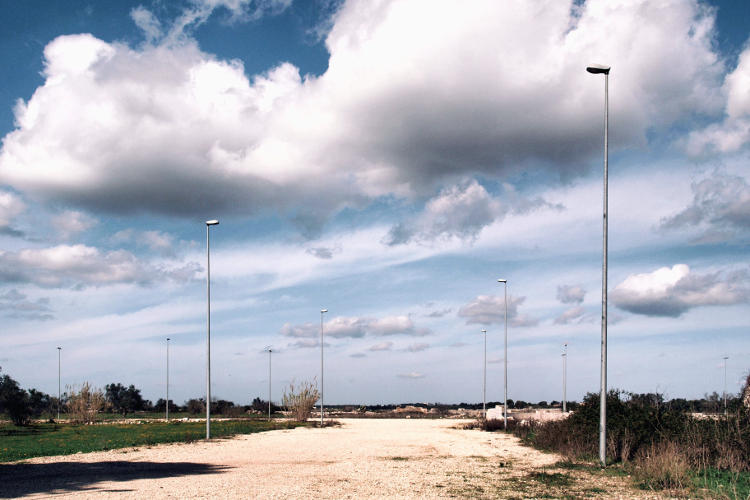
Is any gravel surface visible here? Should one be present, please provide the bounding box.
[1,419,666,499]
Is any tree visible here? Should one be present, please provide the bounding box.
[105,383,147,415]
[27,388,54,417]
[0,373,31,426]
[186,398,205,414]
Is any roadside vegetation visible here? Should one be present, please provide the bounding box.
[481,374,750,499]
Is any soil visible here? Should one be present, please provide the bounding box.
[1,418,671,499]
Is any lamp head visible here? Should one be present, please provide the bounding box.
[321,309,328,313]
[497,278,507,283]
[481,329,487,334]
[586,64,610,75]
[206,219,219,226]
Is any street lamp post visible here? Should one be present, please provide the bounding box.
[205,219,219,439]
[267,347,273,421]
[723,356,729,416]
[481,329,487,417]
[587,62,610,466]
[497,278,508,430]
[57,347,61,421]
[562,343,567,413]
[320,309,328,426]
[166,337,170,421]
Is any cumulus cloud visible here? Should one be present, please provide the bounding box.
[383,180,562,245]
[0,289,54,321]
[368,341,393,351]
[0,244,201,288]
[280,314,430,340]
[397,372,424,379]
[557,285,586,304]
[457,294,538,327]
[51,210,97,240]
[659,172,750,242]
[687,44,750,155]
[0,0,725,229]
[611,264,749,317]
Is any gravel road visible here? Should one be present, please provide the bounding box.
[1,418,663,499]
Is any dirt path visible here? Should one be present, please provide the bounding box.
[1,419,665,499]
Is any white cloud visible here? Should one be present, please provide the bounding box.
[457,294,538,327]
[0,244,200,288]
[51,210,97,240]
[368,341,393,351]
[611,264,749,317]
[556,285,586,304]
[405,342,429,352]
[554,306,593,325]
[397,372,424,379]
[0,191,25,233]
[130,6,163,43]
[688,44,750,155]
[0,0,726,227]
[280,314,430,340]
[659,172,750,242]
[0,289,53,321]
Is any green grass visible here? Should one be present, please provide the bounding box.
[0,420,305,462]
[693,468,750,500]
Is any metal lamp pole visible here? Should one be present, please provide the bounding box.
[57,346,61,421]
[166,337,170,421]
[267,347,273,421]
[587,63,610,466]
[497,278,508,430]
[481,329,487,417]
[562,343,567,413]
[205,219,219,439]
[320,308,328,426]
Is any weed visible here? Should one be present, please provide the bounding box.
[529,471,573,487]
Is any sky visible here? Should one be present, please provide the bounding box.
[0,0,748,407]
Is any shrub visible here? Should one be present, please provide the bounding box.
[67,382,107,424]
[282,378,320,421]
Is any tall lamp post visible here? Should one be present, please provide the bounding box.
[562,343,567,413]
[587,62,610,466]
[57,346,62,421]
[497,278,508,430]
[266,347,273,421]
[205,219,219,439]
[481,329,487,417]
[320,308,328,426]
[723,356,729,416]
[166,337,170,421]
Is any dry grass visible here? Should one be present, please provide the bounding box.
[634,441,691,490]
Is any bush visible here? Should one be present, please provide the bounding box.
[67,382,107,424]
[282,378,320,421]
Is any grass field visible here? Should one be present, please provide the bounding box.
[0,419,305,462]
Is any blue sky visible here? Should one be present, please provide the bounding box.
[0,0,748,406]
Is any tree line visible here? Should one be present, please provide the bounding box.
[0,368,280,426]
